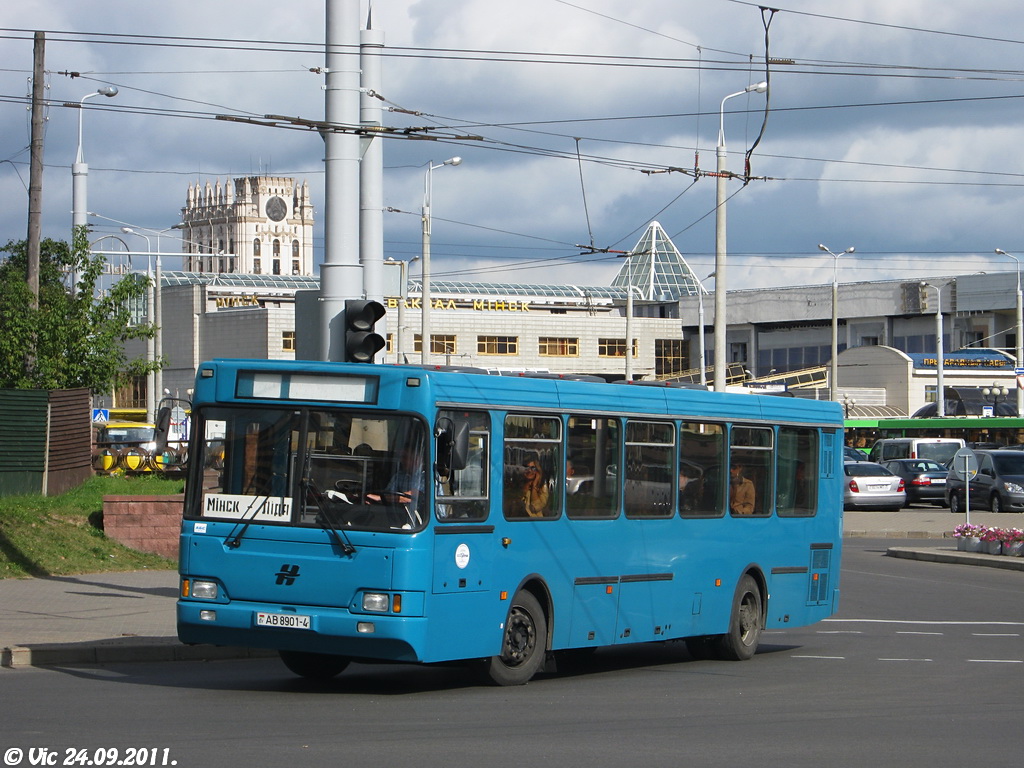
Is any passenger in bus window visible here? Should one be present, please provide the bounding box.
[729,464,756,516]
[507,452,550,518]
[678,465,702,512]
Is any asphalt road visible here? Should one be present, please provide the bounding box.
[1,539,1021,768]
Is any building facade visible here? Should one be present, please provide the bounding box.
[108,180,1024,420]
[179,176,314,276]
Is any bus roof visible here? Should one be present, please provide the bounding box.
[198,359,844,428]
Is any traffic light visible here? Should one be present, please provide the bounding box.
[344,299,386,362]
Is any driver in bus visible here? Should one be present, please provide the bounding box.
[367,445,424,511]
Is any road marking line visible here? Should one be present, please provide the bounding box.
[792,655,845,659]
[879,658,933,662]
[967,659,1023,664]
[972,633,1021,637]
[896,631,943,635]
[825,619,1024,626]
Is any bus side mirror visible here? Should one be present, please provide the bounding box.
[434,419,470,479]
[154,406,172,455]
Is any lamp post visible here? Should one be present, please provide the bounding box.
[421,157,462,365]
[386,255,419,363]
[841,394,857,419]
[121,227,156,422]
[921,282,946,417]
[819,244,855,401]
[995,248,1023,417]
[713,82,768,392]
[982,382,1009,416]
[697,272,715,387]
[618,250,643,381]
[71,86,117,291]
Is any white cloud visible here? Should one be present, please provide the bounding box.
[2,0,1023,296]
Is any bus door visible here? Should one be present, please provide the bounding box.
[431,410,495,594]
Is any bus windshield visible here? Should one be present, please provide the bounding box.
[188,406,428,532]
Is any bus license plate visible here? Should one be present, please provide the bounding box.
[256,612,311,630]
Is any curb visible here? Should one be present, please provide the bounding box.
[0,639,276,669]
[845,531,953,539]
[886,546,1024,571]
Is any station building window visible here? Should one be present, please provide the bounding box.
[478,336,518,356]
[539,337,579,357]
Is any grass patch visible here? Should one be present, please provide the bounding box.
[0,474,184,579]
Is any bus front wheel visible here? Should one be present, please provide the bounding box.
[716,575,763,661]
[279,650,350,680]
[487,590,547,686]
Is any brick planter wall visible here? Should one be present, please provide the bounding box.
[102,495,184,560]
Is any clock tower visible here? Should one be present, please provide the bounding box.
[179,176,315,276]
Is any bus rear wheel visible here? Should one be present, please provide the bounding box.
[279,650,350,680]
[486,590,547,686]
[716,575,763,661]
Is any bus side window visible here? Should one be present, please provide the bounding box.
[729,426,773,517]
[566,415,620,519]
[777,427,818,517]
[678,422,724,518]
[625,420,674,518]
[503,414,561,520]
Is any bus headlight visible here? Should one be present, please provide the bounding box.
[190,580,219,599]
[362,592,390,612]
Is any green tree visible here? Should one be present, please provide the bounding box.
[0,226,159,392]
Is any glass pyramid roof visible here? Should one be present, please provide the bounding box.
[609,221,706,301]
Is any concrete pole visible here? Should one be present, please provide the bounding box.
[421,171,432,365]
[27,32,45,307]
[320,0,363,361]
[831,275,838,402]
[360,24,385,360]
[1017,280,1023,416]
[712,142,727,392]
[697,287,706,387]
[625,256,633,381]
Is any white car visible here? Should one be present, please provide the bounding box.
[843,461,906,511]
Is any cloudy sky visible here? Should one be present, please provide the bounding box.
[2,0,1023,293]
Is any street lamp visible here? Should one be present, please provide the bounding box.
[841,394,857,419]
[421,157,462,365]
[995,248,1022,417]
[122,227,156,422]
[819,244,855,401]
[921,282,946,417]
[386,255,419,363]
[71,86,117,291]
[713,81,768,391]
[618,250,646,381]
[982,382,1009,416]
[696,272,715,387]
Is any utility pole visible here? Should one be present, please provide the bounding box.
[26,31,45,308]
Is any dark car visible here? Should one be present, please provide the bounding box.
[881,459,949,507]
[946,449,1024,514]
[844,445,867,462]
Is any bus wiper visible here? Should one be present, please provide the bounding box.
[225,495,272,549]
[306,477,356,556]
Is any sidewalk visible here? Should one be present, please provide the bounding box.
[2,510,1022,669]
[0,569,272,669]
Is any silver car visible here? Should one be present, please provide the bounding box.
[843,461,906,511]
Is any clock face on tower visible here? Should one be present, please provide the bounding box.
[265,195,287,222]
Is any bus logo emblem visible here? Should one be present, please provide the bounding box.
[275,564,300,585]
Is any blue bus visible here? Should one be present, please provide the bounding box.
[176,359,844,685]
